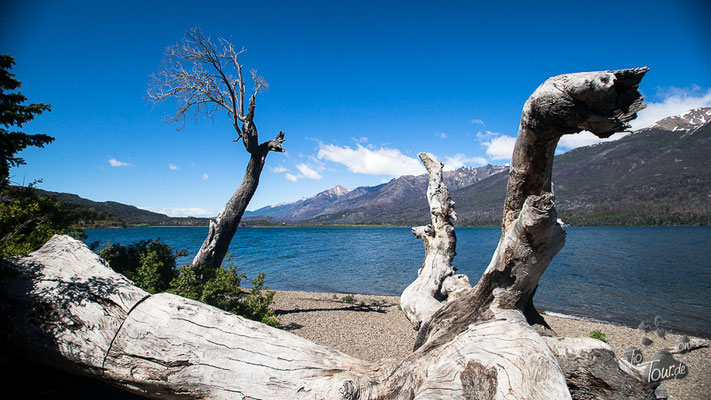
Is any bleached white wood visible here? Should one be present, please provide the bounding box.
[401,153,470,330]
[0,235,149,376]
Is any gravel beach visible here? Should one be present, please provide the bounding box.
[273,290,710,400]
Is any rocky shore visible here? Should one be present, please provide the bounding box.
[273,290,710,400]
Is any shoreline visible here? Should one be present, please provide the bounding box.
[270,288,711,339]
[272,290,710,399]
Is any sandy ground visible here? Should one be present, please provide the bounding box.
[273,290,710,400]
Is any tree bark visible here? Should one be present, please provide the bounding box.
[192,131,285,270]
[1,69,658,399]
[400,153,470,330]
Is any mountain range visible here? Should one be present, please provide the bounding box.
[23,108,711,227]
[244,164,507,222]
[246,107,711,226]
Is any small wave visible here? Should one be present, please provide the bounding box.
[543,311,610,324]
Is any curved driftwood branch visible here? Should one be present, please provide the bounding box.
[503,67,648,231]
[414,67,648,350]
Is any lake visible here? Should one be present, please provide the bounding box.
[84,226,711,336]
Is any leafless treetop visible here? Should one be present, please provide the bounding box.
[148,26,279,154]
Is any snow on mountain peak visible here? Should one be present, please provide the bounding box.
[331,185,351,196]
[651,107,711,132]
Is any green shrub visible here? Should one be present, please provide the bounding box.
[170,264,201,300]
[341,294,355,304]
[169,260,277,327]
[97,241,278,327]
[0,186,84,261]
[97,239,185,294]
[589,330,607,342]
[241,272,277,326]
[171,256,277,327]
[196,259,246,314]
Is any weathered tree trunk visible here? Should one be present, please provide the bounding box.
[192,130,285,270]
[147,27,287,272]
[1,68,659,399]
[400,153,470,330]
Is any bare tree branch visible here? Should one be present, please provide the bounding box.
[146,26,287,270]
[147,26,278,152]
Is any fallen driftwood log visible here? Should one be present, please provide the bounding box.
[1,68,658,399]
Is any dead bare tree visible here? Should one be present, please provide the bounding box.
[147,27,285,270]
[2,68,663,399]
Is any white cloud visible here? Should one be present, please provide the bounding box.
[317,143,425,177]
[139,206,218,218]
[435,132,448,139]
[557,86,711,151]
[476,130,500,140]
[295,163,322,180]
[631,87,711,130]
[471,119,484,125]
[108,158,132,167]
[169,163,180,170]
[482,135,517,161]
[558,130,628,150]
[269,165,289,173]
[442,154,488,171]
[281,163,322,182]
[201,173,208,180]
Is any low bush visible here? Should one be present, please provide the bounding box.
[0,186,85,260]
[589,330,608,343]
[97,239,185,294]
[98,242,277,327]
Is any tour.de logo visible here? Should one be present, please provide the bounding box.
[622,316,691,384]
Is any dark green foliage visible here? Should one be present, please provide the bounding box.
[170,264,202,300]
[97,239,186,294]
[97,241,277,326]
[0,185,85,260]
[242,272,277,326]
[169,257,278,327]
[195,258,246,314]
[0,55,53,187]
[340,294,355,304]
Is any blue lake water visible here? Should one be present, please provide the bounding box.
[84,226,711,336]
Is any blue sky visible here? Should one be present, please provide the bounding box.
[2,0,710,216]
